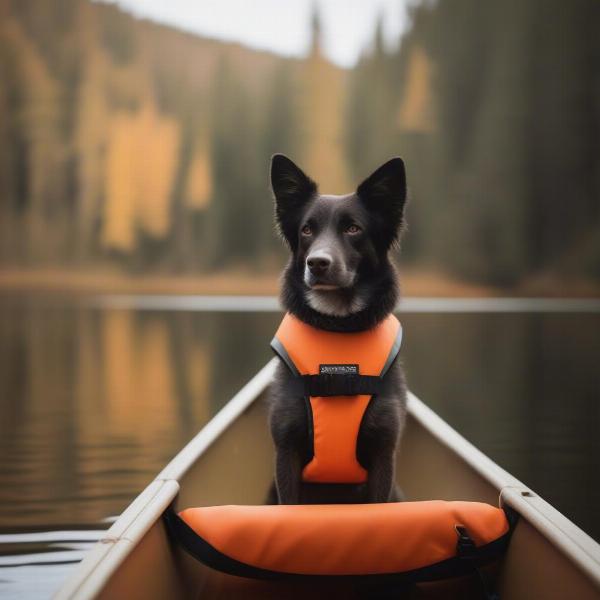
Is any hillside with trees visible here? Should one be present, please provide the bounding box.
[0,0,598,292]
[348,0,600,287]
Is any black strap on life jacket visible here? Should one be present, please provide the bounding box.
[288,373,383,397]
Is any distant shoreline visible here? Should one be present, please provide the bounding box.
[0,268,597,298]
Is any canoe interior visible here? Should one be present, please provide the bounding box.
[88,385,600,600]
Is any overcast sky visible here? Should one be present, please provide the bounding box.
[100,0,410,68]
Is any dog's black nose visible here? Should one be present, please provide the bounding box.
[306,254,331,275]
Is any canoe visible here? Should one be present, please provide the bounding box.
[55,359,600,599]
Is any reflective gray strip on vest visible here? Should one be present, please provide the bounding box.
[380,324,403,376]
[270,337,300,376]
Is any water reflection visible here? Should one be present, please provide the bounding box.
[0,300,277,529]
[0,297,598,597]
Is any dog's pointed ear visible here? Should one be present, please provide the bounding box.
[271,154,317,247]
[357,157,407,248]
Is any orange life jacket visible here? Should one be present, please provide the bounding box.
[271,313,403,484]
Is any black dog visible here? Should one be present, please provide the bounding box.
[268,154,408,505]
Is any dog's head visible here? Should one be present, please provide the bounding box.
[271,154,407,324]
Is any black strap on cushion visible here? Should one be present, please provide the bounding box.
[289,374,382,397]
[456,525,501,600]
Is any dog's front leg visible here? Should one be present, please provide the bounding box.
[275,447,303,504]
[269,362,309,504]
[366,452,396,503]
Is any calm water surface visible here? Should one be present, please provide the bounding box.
[0,294,599,598]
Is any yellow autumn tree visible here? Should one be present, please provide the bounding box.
[102,112,137,252]
[75,11,111,259]
[2,17,63,262]
[135,100,180,238]
[102,101,180,251]
[299,12,350,193]
[397,45,435,133]
[184,135,212,210]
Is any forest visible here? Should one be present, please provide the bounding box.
[0,0,598,288]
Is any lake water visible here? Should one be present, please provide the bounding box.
[0,294,599,598]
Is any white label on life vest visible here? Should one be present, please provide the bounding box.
[319,364,359,375]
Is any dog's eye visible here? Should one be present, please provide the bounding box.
[345,224,362,235]
[301,225,312,236]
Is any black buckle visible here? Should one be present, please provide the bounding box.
[455,525,477,559]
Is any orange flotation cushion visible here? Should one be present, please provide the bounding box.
[168,501,514,582]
